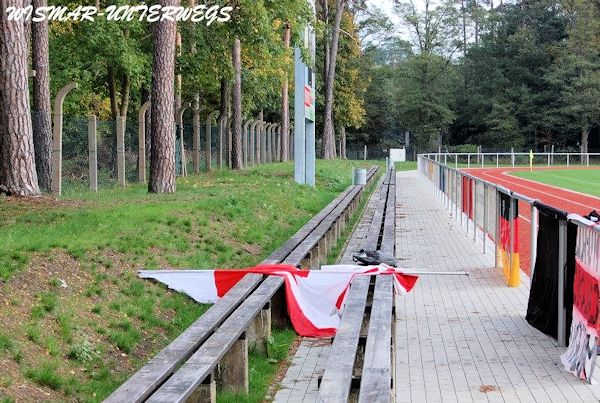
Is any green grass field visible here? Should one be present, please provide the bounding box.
[510,169,600,197]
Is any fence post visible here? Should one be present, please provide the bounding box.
[530,204,538,278]
[482,154,485,168]
[116,116,126,186]
[483,184,488,253]
[473,180,477,242]
[557,219,568,346]
[243,119,254,168]
[177,103,190,176]
[508,196,516,281]
[205,110,219,171]
[51,82,78,196]
[496,154,499,168]
[138,101,151,182]
[261,123,268,164]
[363,144,367,160]
[268,124,273,163]
[467,154,471,168]
[495,190,501,268]
[566,154,570,167]
[250,121,260,167]
[455,153,458,169]
[511,147,515,167]
[88,115,98,192]
[218,115,227,169]
[454,171,462,224]
[257,121,263,164]
[192,107,201,174]
[277,125,281,162]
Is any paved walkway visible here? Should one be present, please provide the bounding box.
[274,170,600,402]
[395,170,600,403]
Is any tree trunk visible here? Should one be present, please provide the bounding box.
[148,0,179,194]
[321,0,346,159]
[461,0,467,56]
[280,22,291,162]
[581,124,589,154]
[119,74,130,118]
[473,0,479,44]
[0,0,40,196]
[231,37,243,170]
[31,0,52,192]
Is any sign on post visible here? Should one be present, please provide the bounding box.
[294,0,316,187]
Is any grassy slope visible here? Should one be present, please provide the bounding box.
[510,169,600,197]
[0,160,375,403]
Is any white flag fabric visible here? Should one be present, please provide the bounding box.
[139,264,418,337]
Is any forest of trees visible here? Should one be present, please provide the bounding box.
[1,0,600,196]
[353,0,600,154]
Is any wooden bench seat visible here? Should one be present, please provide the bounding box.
[359,275,394,403]
[318,275,371,402]
[319,166,397,402]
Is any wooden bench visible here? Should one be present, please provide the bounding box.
[319,166,396,402]
[105,166,379,403]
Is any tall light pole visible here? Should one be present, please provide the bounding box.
[294,0,316,187]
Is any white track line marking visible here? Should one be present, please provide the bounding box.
[478,172,600,211]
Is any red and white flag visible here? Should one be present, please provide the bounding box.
[139,264,418,337]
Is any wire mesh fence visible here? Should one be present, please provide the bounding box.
[55,114,286,195]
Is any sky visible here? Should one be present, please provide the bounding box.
[365,0,411,42]
[366,0,400,25]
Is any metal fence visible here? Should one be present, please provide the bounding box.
[418,154,600,346]
[420,152,600,169]
[54,112,292,196]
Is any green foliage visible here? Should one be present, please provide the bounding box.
[0,333,13,352]
[25,361,64,390]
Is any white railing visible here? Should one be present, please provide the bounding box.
[420,152,600,169]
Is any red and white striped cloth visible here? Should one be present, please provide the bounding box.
[139,264,418,337]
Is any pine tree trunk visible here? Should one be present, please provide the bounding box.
[231,37,243,170]
[31,0,52,192]
[280,23,291,162]
[321,0,346,159]
[0,0,40,196]
[148,0,179,194]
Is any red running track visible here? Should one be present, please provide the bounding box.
[465,167,600,276]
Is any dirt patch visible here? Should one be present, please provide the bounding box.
[479,384,500,393]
